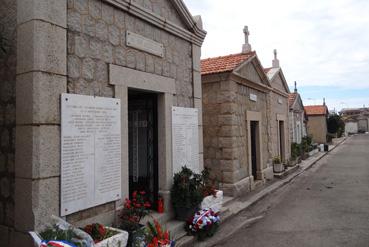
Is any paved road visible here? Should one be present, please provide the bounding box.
[218,134,369,247]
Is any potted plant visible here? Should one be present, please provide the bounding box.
[171,166,203,221]
[82,223,128,247]
[200,168,223,213]
[185,208,220,241]
[145,220,175,247]
[119,191,151,246]
[272,156,284,173]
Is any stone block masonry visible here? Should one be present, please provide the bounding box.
[66,0,202,223]
[0,0,17,245]
[0,0,205,245]
[67,0,195,107]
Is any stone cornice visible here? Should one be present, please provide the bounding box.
[230,72,271,93]
[103,0,206,46]
[271,87,289,98]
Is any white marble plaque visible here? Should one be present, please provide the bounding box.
[172,107,199,174]
[61,94,121,216]
[126,31,164,57]
[250,93,257,102]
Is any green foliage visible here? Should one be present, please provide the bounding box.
[291,143,301,160]
[327,114,345,137]
[171,166,203,209]
[272,156,281,164]
[301,136,313,152]
[196,223,219,241]
[83,223,116,243]
[200,167,217,197]
[39,225,83,247]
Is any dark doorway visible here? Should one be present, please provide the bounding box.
[279,121,285,162]
[128,91,158,208]
[250,121,258,179]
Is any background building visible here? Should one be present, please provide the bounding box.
[305,101,329,144]
[288,83,307,144]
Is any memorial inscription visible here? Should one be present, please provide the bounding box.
[61,94,121,216]
[126,30,164,57]
[172,107,199,174]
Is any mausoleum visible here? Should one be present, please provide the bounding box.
[288,82,307,144]
[201,26,273,197]
[264,50,291,163]
[0,0,206,245]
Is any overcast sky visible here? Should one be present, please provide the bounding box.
[183,0,369,111]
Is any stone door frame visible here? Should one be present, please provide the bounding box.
[246,111,263,180]
[277,114,287,162]
[109,64,175,208]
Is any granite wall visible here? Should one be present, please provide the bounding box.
[0,0,16,245]
[203,76,270,196]
[67,0,194,107]
[269,91,290,161]
[66,0,195,223]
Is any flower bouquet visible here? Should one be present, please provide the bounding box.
[145,220,174,247]
[185,208,220,241]
[82,223,128,247]
[120,191,152,246]
[29,215,94,247]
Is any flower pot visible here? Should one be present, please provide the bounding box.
[125,224,146,247]
[95,227,129,247]
[200,190,223,213]
[174,206,198,221]
[273,163,284,173]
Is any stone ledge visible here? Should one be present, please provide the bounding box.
[17,20,67,75]
[17,0,67,28]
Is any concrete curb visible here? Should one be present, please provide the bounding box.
[177,137,348,247]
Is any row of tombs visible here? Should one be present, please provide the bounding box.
[0,0,327,245]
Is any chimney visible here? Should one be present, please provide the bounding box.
[323,98,326,106]
[272,49,280,68]
[242,26,252,53]
[294,81,297,93]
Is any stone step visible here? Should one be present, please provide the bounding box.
[274,164,300,179]
[176,235,195,247]
[222,196,234,207]
[220,206,233,223]
[141,211,172,226]
[166,220,187,241]
[253,180,264,190]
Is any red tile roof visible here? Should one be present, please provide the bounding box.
[201,52,256,75]
[263,67,273,73]
[288,93,297,107]
[304,105,328,116]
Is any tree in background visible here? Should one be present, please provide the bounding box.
[327,114,345,137]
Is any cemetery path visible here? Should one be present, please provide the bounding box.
[217,134,369,247]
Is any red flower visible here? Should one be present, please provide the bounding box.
[140,191,146,195]
[132,191,137,198]
[144,202,151,208]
